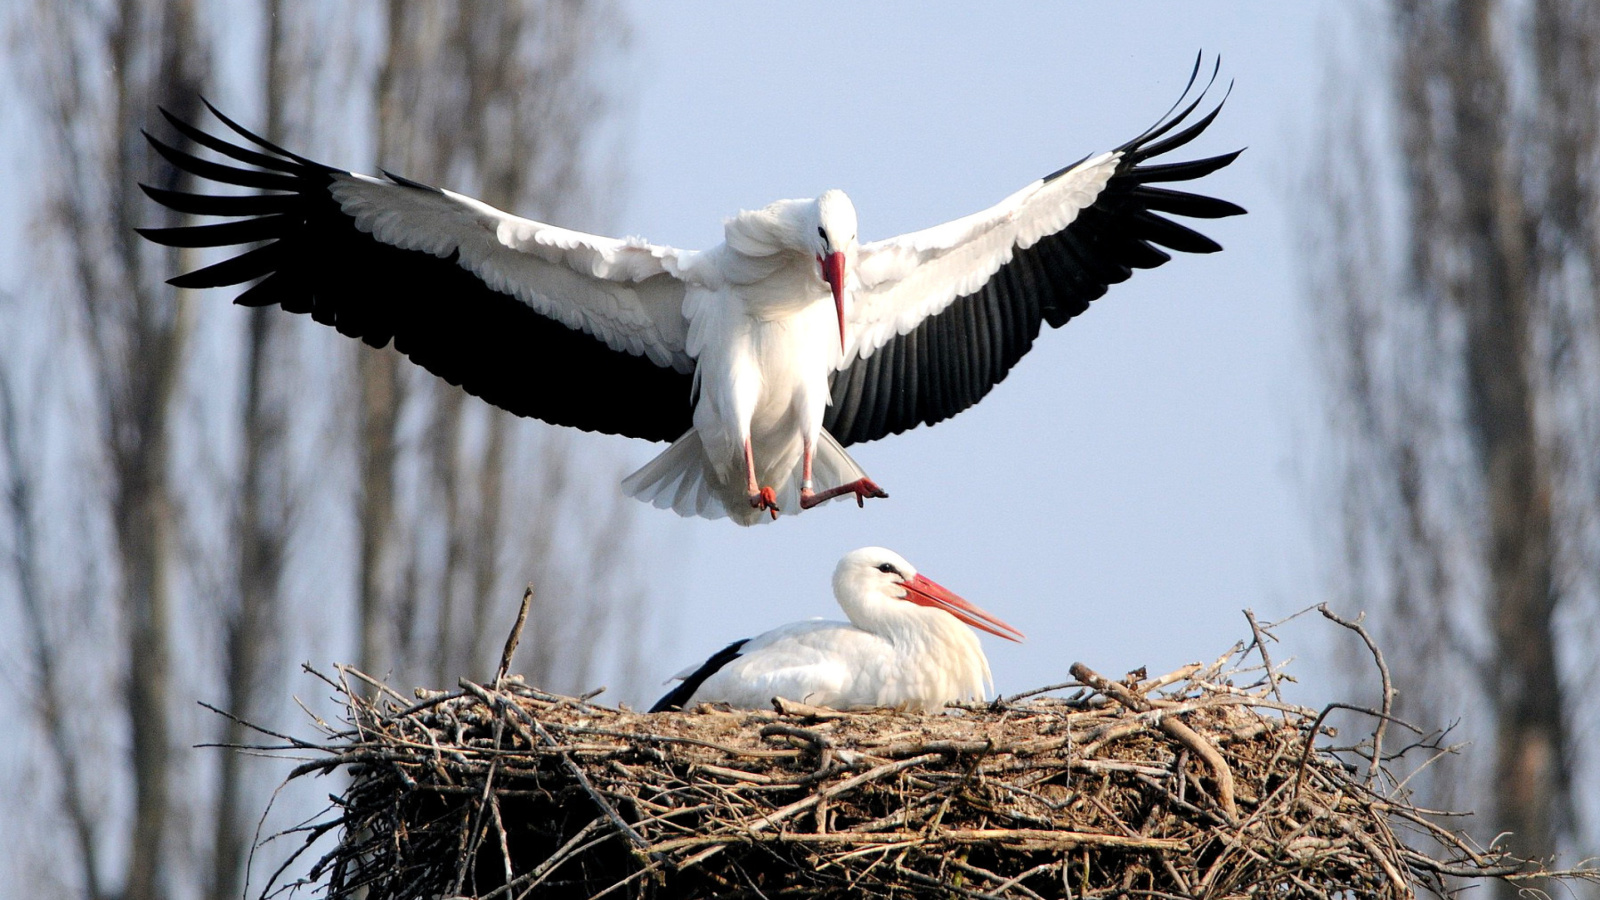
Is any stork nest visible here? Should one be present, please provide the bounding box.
[256,608,1595,900]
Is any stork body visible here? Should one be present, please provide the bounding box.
[140,60,1242,525]
[630,191,880,521]
[650,547,1023,713]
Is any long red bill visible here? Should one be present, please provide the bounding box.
[900,573,1025,642]
[820,250,846,352]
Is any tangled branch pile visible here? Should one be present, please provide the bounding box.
[263,614,1592,900]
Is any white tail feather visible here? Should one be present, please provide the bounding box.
[622,429,869,526]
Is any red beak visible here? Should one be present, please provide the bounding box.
[819,251,846,352]
[899,573,1025,642]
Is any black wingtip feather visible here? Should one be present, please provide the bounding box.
[139,183,291,217]
[649,639,749,713]
[234,272,298,308]
[1114,237,1174,270]
[383,169,444,193]
[1124,210,1222,254]
[1127,185,1245,219]
[168,241,285,289]
[1127,150,1243,185]
[145,131,300,193]
[1122,53,1222,151]
[158,106,300,173]
[198,96,332,171]
[1131,96,1227,163]
[137,214,292,249]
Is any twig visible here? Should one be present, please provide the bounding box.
[1070,662,1238,821]
[1318,604,1392,781]
[1243,608,1284,702]
[759,723,835,770]
[479,682,662,863]
[494,585,534,688]
[999,681,1087,704]
[770,697,852,719]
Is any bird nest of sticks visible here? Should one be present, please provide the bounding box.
[255,607,1593,900]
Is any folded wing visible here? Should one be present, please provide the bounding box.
[827,60,1245,446]
[140,103,696,442]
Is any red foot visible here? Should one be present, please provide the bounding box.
[800,477,889,510]
[749,485,780,520]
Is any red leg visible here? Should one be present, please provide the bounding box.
[800,477,888,509]
[799,438,888,511]
[744,439,779,519]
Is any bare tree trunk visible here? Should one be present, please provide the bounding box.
[206,7,295,897]
[6,0,207,892]
[1423,0,1569,873]
[0,363,108,900]
[356,347,404,678]
[208,305,288,900]
[358,0,648,695]
[101,5,206,899]
[466,411,509,679]
[351,0,431,684]
[2,1,643,894]
[1309,0,1597,884]
[422,386,470,685]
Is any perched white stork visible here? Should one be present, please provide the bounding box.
[649,546,1023,713]
[140,59,1242,525]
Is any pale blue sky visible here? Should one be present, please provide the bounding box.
[603,4,1340,701]
[0,3,1344,704]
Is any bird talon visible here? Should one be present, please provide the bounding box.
[854,478,887,505]
[750,486,780,518]
[800,477,888,510]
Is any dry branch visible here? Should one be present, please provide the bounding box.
[253,619,1595,900]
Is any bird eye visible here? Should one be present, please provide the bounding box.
[876,563,899,575]
[817,226,828,241]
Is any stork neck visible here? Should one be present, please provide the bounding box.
[849,603,992,693]
[737,253,833,319]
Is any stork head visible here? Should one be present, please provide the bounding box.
[834,547,1024,643]
[812,190,858,353]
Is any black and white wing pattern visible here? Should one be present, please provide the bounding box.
[139,103,696,442]
[826,63,1245,446]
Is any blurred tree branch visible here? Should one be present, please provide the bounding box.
[358,1,647,696]
[0,1,645,897]
[1306,0,1600,891]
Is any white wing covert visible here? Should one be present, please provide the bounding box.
[329,174,693,371]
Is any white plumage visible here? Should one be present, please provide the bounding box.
[650,547,1024,713]
[142,60,1242,526]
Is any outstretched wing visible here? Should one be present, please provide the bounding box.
[140,103,696,442]
[826,59,1245,446]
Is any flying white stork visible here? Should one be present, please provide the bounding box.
[649,546,1022,713]
[140,60,1243,525]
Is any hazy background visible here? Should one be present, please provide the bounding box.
[4,2,1596,898]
